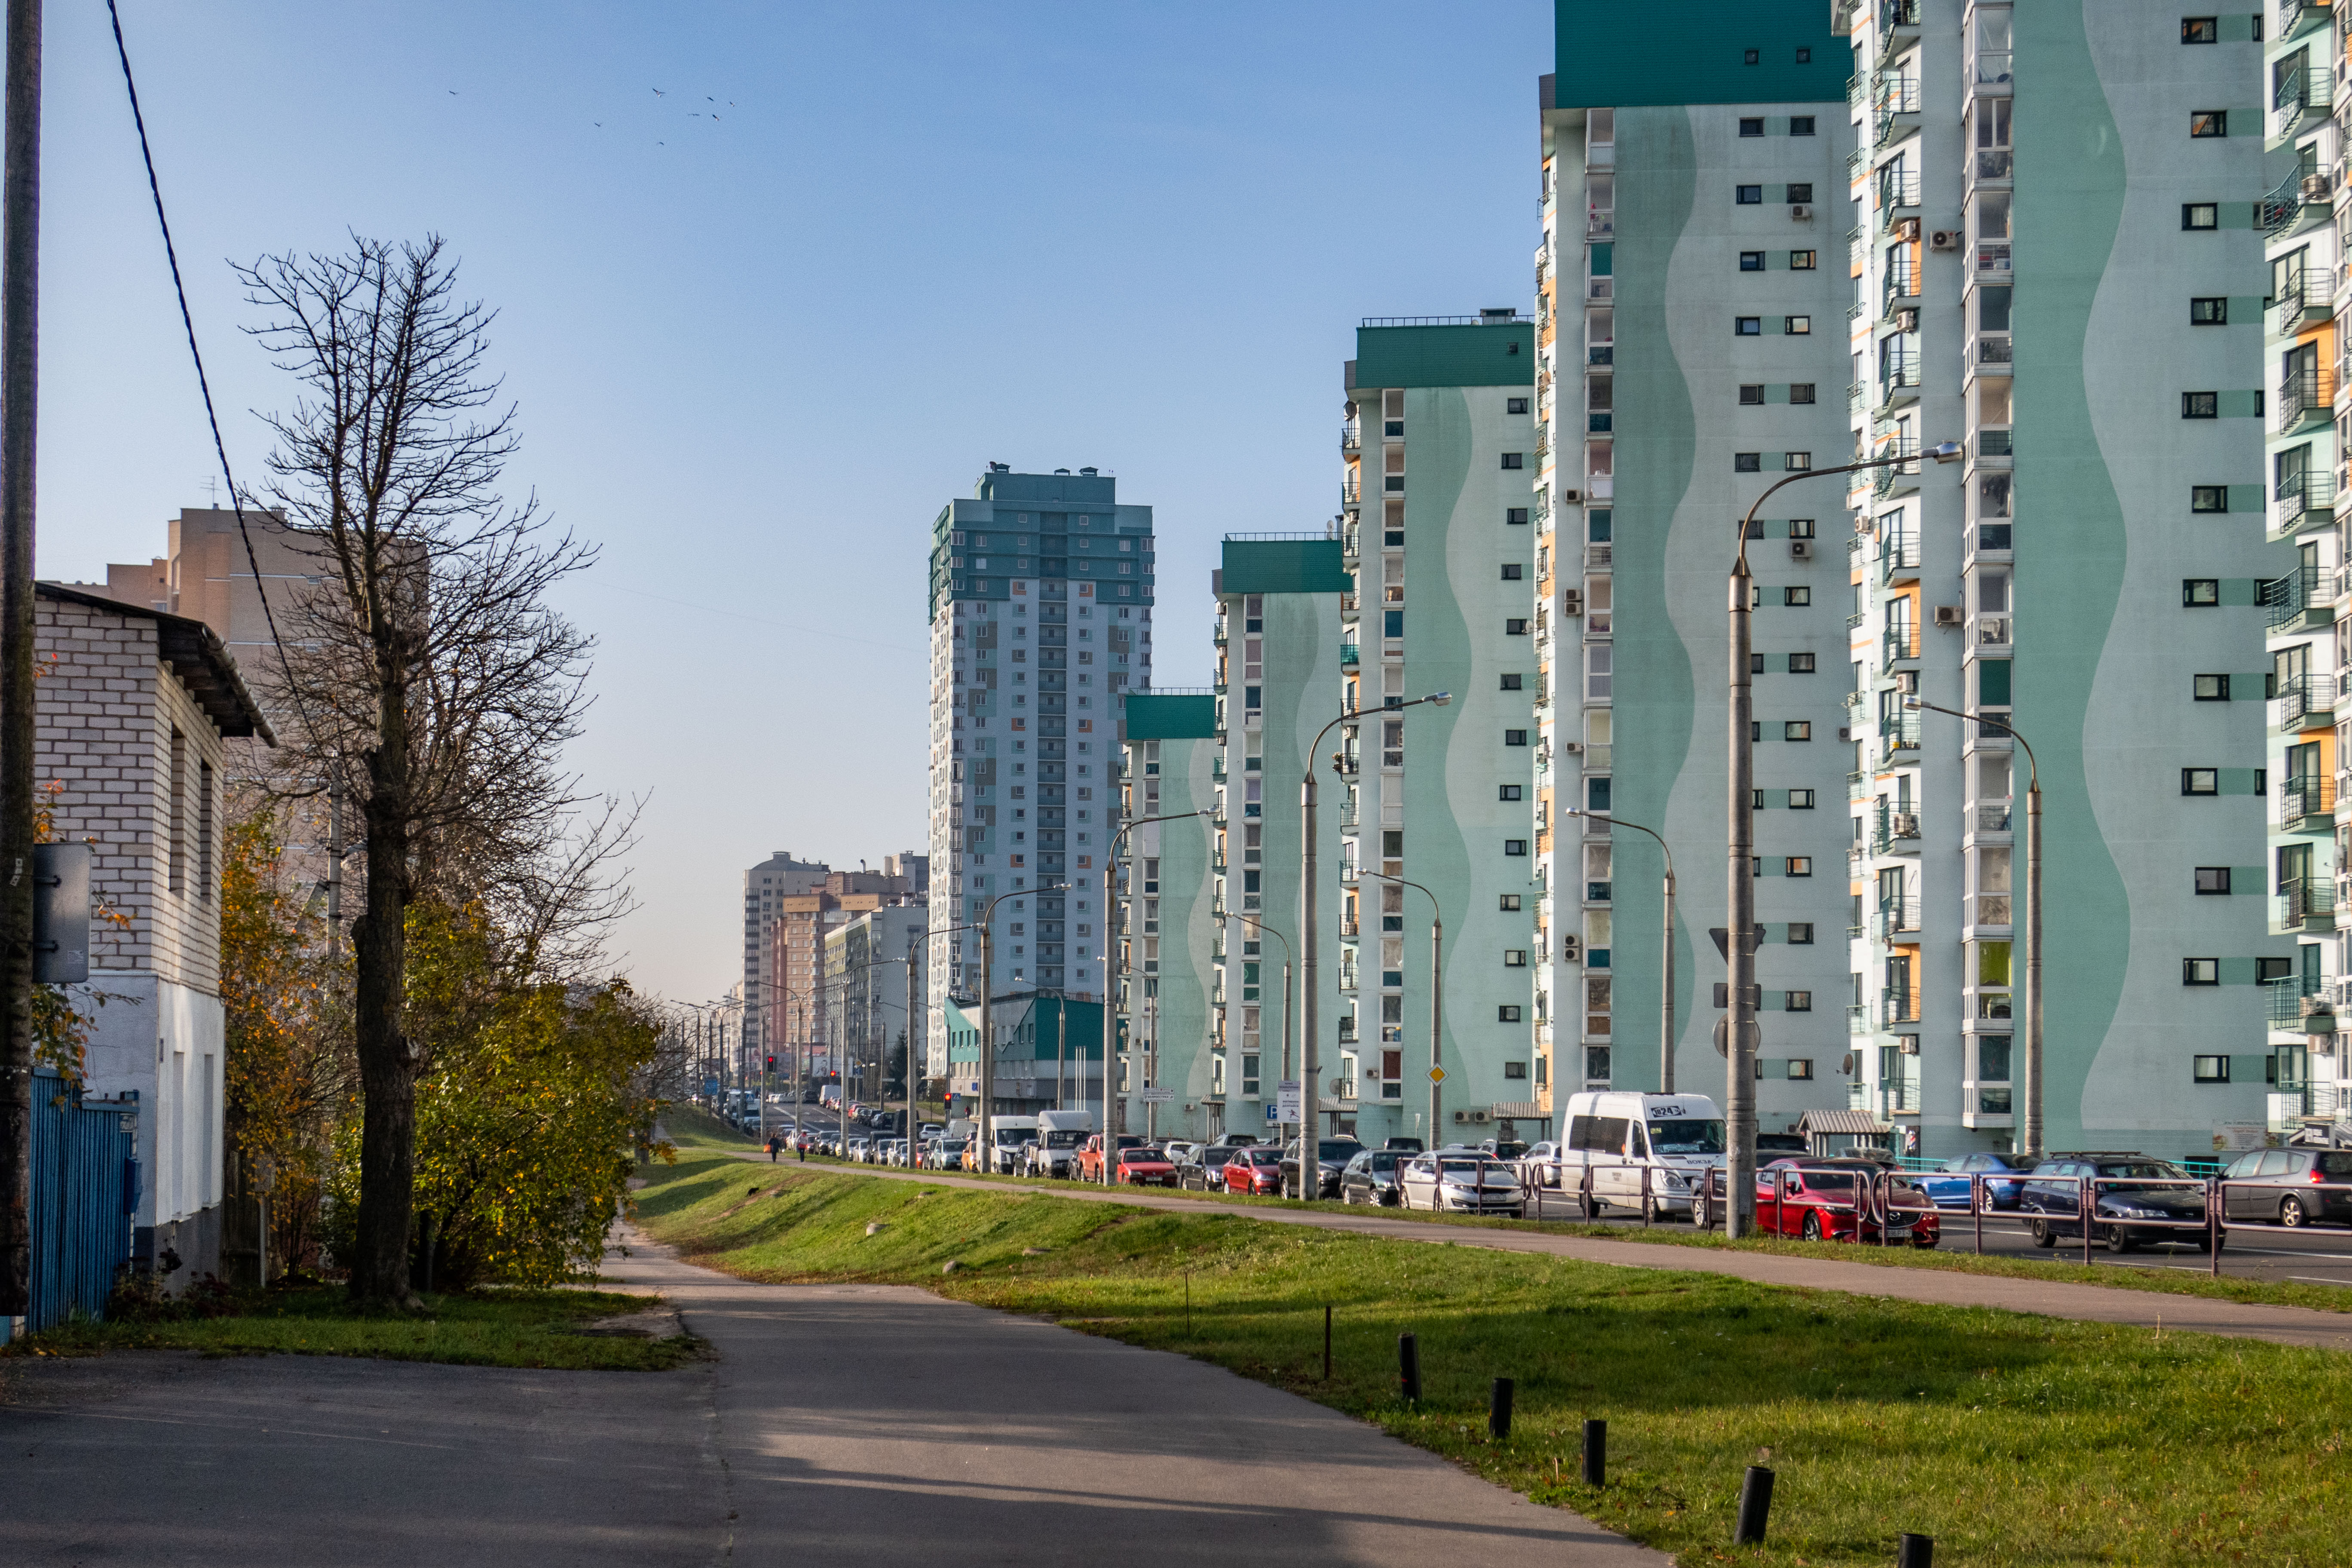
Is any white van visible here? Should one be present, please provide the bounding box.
[1026,1109,1095,1177]
[1550,1092,1727,1220]
[983,1115,1041,1174]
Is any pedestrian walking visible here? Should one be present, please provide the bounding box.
[767,1134,781,1162]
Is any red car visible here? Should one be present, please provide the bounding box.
[1755,1159,1940,1247]
[1077,1134,1145,1182]
[1115,1145,1176,1186]
[1223,1145,1286,1194]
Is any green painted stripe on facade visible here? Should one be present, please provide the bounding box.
[1222,539,1353,595]
[1354,325,1535,390]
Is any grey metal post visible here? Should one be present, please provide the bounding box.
[1566,810,1676,1095]
[1727,444,1958,1236]
[1357,871,1442,1148]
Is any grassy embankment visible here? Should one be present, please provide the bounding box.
[756,1145,2352,1317]
[636,1149,2352,1568]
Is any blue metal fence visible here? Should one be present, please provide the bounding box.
[25,1071,139,1335]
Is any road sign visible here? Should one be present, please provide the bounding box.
[1139,1087,1174,1104]
[1428,1065,1447,1084]
[1276,1080,1303,1123]
[1712,1016,1761,1058]
[1707,926,1766,960]
[1265,1102,1282,1125]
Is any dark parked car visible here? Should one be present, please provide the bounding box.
[1181,1145,1242,1192]
[1385,1137,1424,1153]
[2018,1155,2212,1252]
[1224,1145,1286,1195]
[1914,1151,2033,1211]
[1278,1138,1366,1198]
[1340,1148,1408,1206]
[2220,1147,2352,1228]
[1755,1133,1808,1157]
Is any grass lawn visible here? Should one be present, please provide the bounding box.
[771,1147,2352,1317]
[638,1149,2352,1567]
[10,1285,701,1372]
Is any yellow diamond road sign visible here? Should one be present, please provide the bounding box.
[1428,1065,1446,1084]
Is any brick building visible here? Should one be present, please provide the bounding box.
[33,583,273,1283]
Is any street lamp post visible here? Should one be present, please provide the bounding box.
[1104,812,1205,1187]
[1352,869,1442,1148]
[1232,910,1295,1158]
[1564,809,1675,1094]
[1907,695,2041,1161]
[1727,441,1958,1237]
[1303,693,1448,1199]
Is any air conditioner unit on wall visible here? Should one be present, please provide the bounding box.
[1470,1109,1491,1124]
[1929,230,1960,251]
[1561,488,1583,504]
[1562,589,1584,615]
[1454,1109,1470,1124]
[1562,935,1581,961]
[1893,308,1920,334]
[1560,739,1584,754]
[1932,605,1964,627]
[1791,202,1814,220]
[1895,217,1921,242]
[1790,539,1813,560]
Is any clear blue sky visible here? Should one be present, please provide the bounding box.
[41,0,1551,1005]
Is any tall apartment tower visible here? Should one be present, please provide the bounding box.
[1115,692,1221,1139]
[1339,320,1546,1142]
[1834,0,2281,1153]
[2262,4,2351,1129]
[1210,537,1352,1137]
[927,466,1156,1078]
[1537,4,1857,1137]
[744,851,830,1058]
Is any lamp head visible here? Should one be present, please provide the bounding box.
[1426,691,1452,707]
[1928,441,1963,464]
[1902,695,1922,710]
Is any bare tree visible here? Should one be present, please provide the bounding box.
[239,235,598,1307]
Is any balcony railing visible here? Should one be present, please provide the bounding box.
[2275,66,2334,141]
[1876,169,1922,218]
[1872,897,1922,937]
[2265,564,2328,631]
[1878,714,1922,759]
[2279,0,2328,38]
[1878,0,1920,43]
[2263,167,2310,237]
[1848,1004,1871,1036]
[1874,801,1923,854]
[1881,987,1920,1026]
[2279,769,2335,828]
[1884,620,1920,663]
[2279,365,2336,432]
[1882,259,1918,313]
[1341,419,1360,453]
[1874,77,1920,145]
[1976,801,2013,832]
[2278,267,2336,335]
[2275,468,2337,529]
[1880,530,1921,577]
[2264,975,2329,1028]
[2280,876,2336,929]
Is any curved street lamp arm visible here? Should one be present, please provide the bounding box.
[1736,444,1961,573]
[1902,695,2038,793]
[1562,808,1675,880]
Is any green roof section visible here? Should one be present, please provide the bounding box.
[1122,693,1219,741]
[1354,324,1534,389]
[1553,0,1845,109]
[1221,538,1352,595]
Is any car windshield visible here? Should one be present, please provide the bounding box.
[1438,1158,1489,1176]
[1203,1149,1234,1164]
[1248,1149,1283,1165]
[1795,1170,1856,1191]
[1045,1131,1083,1147]
[1648,1118,1727,1155]
[940,1140,967,1152]
[1370,1153,1401,1171]
[2096,1161,2187,1179]
[1122,1150,1166,1162]
[1318,1141,1360,1160]
[1489,1142,1529,1159]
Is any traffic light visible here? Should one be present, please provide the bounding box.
[765,1054,777,1073]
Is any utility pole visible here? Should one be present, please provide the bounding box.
[0,0,42,1333]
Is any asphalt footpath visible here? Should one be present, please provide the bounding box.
[0,1231,1659,1566]
[761,1157,2352,1353]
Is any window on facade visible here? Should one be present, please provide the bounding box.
[1736,316,1761,335]
[1785,857,1812,876]
[1785,315,1812,334]
[2182,17,2218,43]
[2193,1055,2231,1083]
[1504,839,1528,856]
[2195,867,2233,894]
[2183,958,2220,985]
[1787,183,1813,203]
[1785,991,1813,1011]
[1784,722,1812,741]
[1736,184,1762,204]
[1785,450,1811,469]
[1504,729,1529,746]
[1788,652,1817,672]
[1789,788,1816,808]
[2182,768,2219,795]
[1791,114,1815,134]
[2182,203,2218,230]
[1507,396,1528,414]
[1740,384,1765,404]
[2193,674,2230,700]
[1736,452,1762,471]
[1784,586,1812,606]
[1788,923,1815,944]
[1498,784,1523,801]
[2190,296,2227,323]
[1740,251,1765,271]
[2182,391,2219,418]
[2184,577,2220,605]
[2190,110,2226,138]
[1740,117,1764,136]
[1790,250,1816,270]
[1501,452,1525,470]
[1790,383,1816,404]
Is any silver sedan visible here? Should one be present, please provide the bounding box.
[1398,1153,1526,1217]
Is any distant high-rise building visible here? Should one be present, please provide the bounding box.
[926,466,1155,1089]
[1115,692,1220,1137]
[743,851,830,1058]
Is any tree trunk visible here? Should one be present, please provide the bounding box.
[347,702,414,1305]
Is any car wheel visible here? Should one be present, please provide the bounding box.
[1801,1212,1825,1242]
[1693,1189,1713,1230]
[2104,1224,2134,1254]
[2282,1196,2310,1229]
[1579,1192,1601,1220]
[2030,1219,2056,1249]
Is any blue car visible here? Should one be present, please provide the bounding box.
[1913,1151,2033,1210]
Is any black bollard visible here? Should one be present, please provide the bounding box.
[1399,1332,1421,1403]
[1734,1466,1775,1545]
[1581,1418,1607,1487]
[1323,1304,1333,1381]
[1488,1377,1514,1440]
[1896,1534,1934,1568]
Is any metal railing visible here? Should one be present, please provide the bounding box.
[2279,365,2335,432]
[2279,769,2336,825]
[2275,468,2336,527]
[1882,258,1918,311]
[2275,66,2334,141]
[1876,169,1921,216]
[1883,621,1920,662]
[2263,167,2310,237]
[2266,564,2326,630]
[1874,802,1923,854]
[2280,875,2336,927]
[1871,896,1922,936]
[2264,974,2328,1027]
[1880,530,1921,576]
[1880,987,1920,1026]
[1878,712,1922,758]
[2279,267,2336,334]
[1878,0,1920,42]
[1874,76,1920,145]
[1341,419,1360,451]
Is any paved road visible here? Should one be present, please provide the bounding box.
[601,1229,1660,1565]
[767,1156,2352,1352]
[0,1234,1657,1566]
